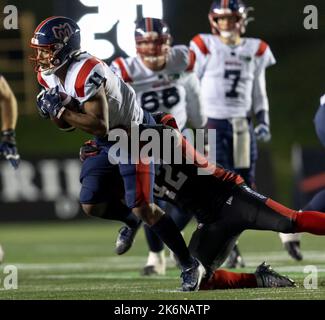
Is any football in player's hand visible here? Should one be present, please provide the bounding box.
[51,92,80,132]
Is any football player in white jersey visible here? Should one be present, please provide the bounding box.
[0,74,20,263]
[190,0,296,267]
[30,16,205,291]
[111,17,207,276]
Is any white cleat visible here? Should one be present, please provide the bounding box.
[141,250,166,276]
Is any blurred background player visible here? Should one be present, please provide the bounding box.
[31,16,204,291]
[0,75,20,263]
[190,0,276,267]
[111,17,207,276]
[279,93,325,262]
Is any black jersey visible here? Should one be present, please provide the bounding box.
[153,132,244,224]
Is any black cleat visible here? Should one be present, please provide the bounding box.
[225,244,246,269]
[284,241,303,261]
[115,223,141,255]
[181,258,206,292]
[255,262,296,288]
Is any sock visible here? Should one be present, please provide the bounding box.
[199,269,257,290]
[101,202,141,229]
[295,211,325,235]
[144,224,164,252]
[149,214,193,269]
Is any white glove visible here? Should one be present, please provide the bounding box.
[254,124,271,142]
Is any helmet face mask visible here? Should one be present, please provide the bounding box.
[29,16,81,75]
[30,44,65,75]
[136,36,171,64]
[135,18,171,70]
[209,14,242,38]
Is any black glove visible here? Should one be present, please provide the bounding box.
[0,129,20,169]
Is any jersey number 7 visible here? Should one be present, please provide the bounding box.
[224,70,241,98]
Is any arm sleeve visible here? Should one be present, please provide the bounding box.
[110,58,132,83]
[252,68,270,117]
[252,46,276,120]
[183,72,207,128]
[189,35,210,80]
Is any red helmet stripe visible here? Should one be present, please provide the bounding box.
[114,58,132,83]
[145,18,153,32]
[255,40,269,57]
[222,0,229,9]
[75,58,101,97]
[34,16,67,33]
[37,72,49,88]
[192,35,210,55]
[186,49,196,72]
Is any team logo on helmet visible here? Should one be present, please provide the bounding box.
[52,23,74,41]
[29,16,81,75]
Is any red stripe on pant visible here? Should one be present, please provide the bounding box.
[266,198,325,235]
[200,270,257,290]
[135,160,152,207]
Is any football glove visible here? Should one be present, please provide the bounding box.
[254,123,271,142]
[0,129,20,169]
[36,89,50,119]
[79,140,101,162]
[36,86,65,119]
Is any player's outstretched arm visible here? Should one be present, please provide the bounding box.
[0,76,20,169]
[0,75,18,131]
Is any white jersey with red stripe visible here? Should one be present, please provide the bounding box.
[111,45,206,130]
[37,52,143,130]
[190,34,276,120]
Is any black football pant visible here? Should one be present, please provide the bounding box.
[188,185,296,271]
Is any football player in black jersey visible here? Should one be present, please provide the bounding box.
[80,112,325,289]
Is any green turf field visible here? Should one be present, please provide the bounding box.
[0,220,324,300]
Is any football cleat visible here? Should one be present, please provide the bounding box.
[284,241,303,262]
[141,265,164,276]
[225,244,246,269]
[141,251,166,276]
[181,258,206,292]
[255,262,296,288]
[115,223,141,255]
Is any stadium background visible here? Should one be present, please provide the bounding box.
[1,0,325,220]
